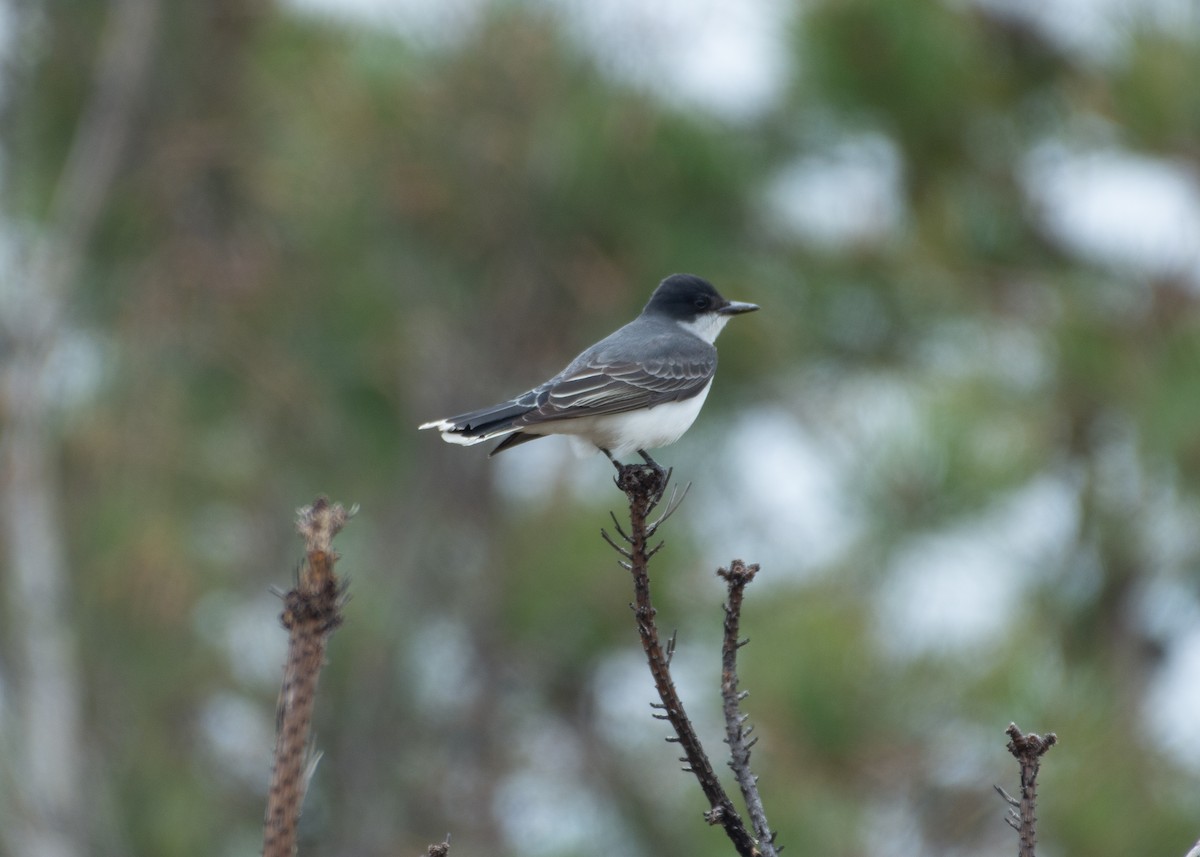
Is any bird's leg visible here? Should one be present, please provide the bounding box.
[602,448,623,473]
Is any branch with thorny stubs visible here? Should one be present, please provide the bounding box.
[719,559,779,856]
[994,722,1057,857]
[262,498,353,857]
[602,459,766,857]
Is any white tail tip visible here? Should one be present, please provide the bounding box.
[418,418,492,446]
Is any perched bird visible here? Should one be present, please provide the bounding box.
[419,273,758,465]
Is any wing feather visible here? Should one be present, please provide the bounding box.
[514,329,716,428]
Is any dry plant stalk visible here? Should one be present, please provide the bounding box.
[262,498,351,857]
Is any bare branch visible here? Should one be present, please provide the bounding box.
[718,559,779,856]
[645,481,692,537]
[997,722,1058,857]
[606,461,761,857]
[263,498,352,857]
[601,527,633,558]
[608,511,633,544]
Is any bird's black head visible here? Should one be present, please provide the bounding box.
[643,273,759,322]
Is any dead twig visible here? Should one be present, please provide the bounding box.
[718,560,778,856]
[994,722,1057,857]
[603,461,761,857]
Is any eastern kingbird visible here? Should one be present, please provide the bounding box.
[419,273,759,464]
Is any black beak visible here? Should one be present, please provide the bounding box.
[719,300,760,315]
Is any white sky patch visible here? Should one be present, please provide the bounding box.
[592,646,721,753]
[284,0,793,121]
[1021,143,1200,289]
[1134,577,1200,645]
[874,474,1079,661]
[764,133,906,249]
[917,318,1053,393]
[0,1,18,106]
[1140,491,1200,577]
[862,793,931,857]
[1145,626,1200,773]
[494,770,632,857]
[407,616,482,713]
[591,649,671,751]
[555,0,793,121]
[492,435,614,506]
[924,720,1011,789]
[493,713,637,856]
[284,0,484,47]
[811,370,925,453]
[966,0,1198,63]
[198,691,274,788]
[26,327,108,412]
[0,224,110,413]
[694,407,861,580]
[192,590,289,688]
[880,538,1022,658]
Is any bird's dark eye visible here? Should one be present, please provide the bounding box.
[694,297,709,309]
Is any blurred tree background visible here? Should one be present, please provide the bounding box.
[2,0,1199,855]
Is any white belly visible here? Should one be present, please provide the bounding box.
[541,380,714,458]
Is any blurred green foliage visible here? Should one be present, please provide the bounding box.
[3,1,1200,856]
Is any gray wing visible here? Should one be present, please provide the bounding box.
[512,329,716,428]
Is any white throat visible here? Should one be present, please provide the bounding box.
[676,312,732,344]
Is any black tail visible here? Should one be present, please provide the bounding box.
[421,389,553,454]
[440,399,535,440]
